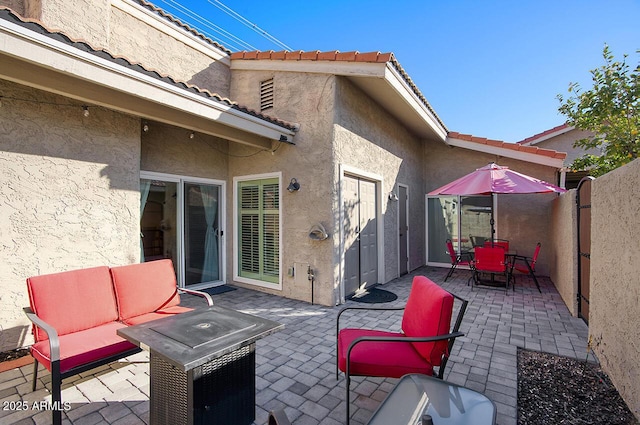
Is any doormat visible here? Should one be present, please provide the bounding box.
[203,285,237,296]
[348,287,398,304]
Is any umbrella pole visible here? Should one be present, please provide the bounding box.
[490,194,496,246]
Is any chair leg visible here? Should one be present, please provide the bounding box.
[51,360,62,425]
[268,409,292,425]
[32,358,39,392]
[531,272,541,292]
[345,373,351,425]
[445,264,456,281]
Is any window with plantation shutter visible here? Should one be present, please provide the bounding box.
[237,177,280,284]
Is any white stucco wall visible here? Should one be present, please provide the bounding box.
[0,81,140,351]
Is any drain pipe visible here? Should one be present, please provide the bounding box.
[308,266,315,305]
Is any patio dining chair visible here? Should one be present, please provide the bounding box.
[510,242,542,292]
[470,246,511,291]
[445,238,472,281]
[336,276,468,424]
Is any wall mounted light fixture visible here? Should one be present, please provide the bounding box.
[287,178,300,192]
[388,192,399,201]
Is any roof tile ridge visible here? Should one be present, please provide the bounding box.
[448,131,567,159]
[516,123,570,145]
[134,0,231,55]
[387,54,447,131]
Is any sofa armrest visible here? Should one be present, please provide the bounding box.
[23,307,60,362]
[178,288,213,306]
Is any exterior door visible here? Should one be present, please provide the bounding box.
[140,174,223,289]
[344,175,378,296]
[398,185,409,275]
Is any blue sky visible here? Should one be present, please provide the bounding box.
[158,0,639,142]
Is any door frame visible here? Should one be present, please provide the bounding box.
[140,170,226,289]
[338,165,384,304]
[397,183,409,276]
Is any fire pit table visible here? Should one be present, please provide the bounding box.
[117,305,283,425]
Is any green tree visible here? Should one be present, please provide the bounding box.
[557,45,639,177]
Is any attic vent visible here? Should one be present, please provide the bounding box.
[260,79,274,111]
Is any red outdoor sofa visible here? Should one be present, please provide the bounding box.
[24,259,212,425]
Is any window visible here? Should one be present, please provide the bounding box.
[427,195,492,264]
[260,79,274,111]
[235,174,281,287]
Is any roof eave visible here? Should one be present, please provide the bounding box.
[447,136,566,168]
[0,16,295,148]
[231,58,447,141]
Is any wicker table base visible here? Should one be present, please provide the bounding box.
[150,343,255,425]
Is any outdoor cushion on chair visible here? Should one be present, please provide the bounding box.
[110,259,190,325]
[30,322,134,373]
[336,276,467,424]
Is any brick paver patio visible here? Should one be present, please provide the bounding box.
[0,266,591,425]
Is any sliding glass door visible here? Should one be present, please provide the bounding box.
[427,195,492,265]
[140,172,224,288]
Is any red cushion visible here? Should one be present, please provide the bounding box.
[30,322,136,374]
[27,266,118,342]
[110,260,181,321]
[401,276,453,366]
[122,305,193,325]
[338,328,434,378]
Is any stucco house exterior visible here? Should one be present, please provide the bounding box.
[0,0,567,352]
[517,123,598,188]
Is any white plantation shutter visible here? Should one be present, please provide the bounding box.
[238,178,280,283]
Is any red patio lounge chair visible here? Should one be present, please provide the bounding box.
[336,276,468,424]
[445,238,472,281]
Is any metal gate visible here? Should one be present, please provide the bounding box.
[577,176,594,324]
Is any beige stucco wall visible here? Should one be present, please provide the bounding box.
[230,70,336,305]
[534,127,598,168]
[549,189,578,315]
[3,0,232,96]
[423,140,560,276]
[1,0,24,14]
[23,0,111,48]
[141,124,229,179]
[108,4,230,95]
[334,78,426,280]
[0,80,140,352]
[589,158,640,419]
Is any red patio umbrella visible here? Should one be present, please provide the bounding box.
[428,163,566,240]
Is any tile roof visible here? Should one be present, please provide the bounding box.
[517,123,571,145]
[133,0,231,55]
[231,50,448,131]
[0,7,297,132]
[448,131,567,160]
